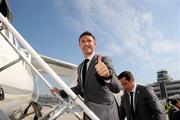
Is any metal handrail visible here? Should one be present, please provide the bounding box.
[0,13,99,120]
[1,19,82,120]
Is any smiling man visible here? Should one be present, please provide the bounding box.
[52,31,121,120]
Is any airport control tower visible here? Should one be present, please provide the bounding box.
[157,70,171,99]
[149,70,180,100]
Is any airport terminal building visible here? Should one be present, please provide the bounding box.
[148,70,180,99]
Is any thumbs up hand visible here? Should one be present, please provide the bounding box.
[95,55,111,78]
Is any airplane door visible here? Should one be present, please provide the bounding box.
[0,86,4,101]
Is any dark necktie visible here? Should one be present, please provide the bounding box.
[82,59,89,86]
[130,92,135,120]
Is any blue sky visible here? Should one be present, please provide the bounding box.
[8,0,180,90]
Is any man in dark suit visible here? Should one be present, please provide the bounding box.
[168,99,180,120]
[117,71,166,120]
[52,31,121,120]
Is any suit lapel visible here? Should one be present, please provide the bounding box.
[135,85,139,111]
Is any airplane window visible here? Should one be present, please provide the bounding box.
[13,36,20,50]
[4,29,9,38]
[12,36,16,45]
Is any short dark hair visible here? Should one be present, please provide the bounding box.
[79,31,96,42]
[171,99,179,106]
[117,71,134,81]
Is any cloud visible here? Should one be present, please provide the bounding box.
[152,40,180,53]
[53,0,180,81]
[142,13,153,25]
[98,42,124,57]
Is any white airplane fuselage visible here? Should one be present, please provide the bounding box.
[0,29,35,117]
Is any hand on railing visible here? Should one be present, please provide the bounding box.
[51,87,69,99]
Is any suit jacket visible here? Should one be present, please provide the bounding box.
[168,106,177,120]
[72,55,121,120]
[119,84,166,120]
[172,110,180,120]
